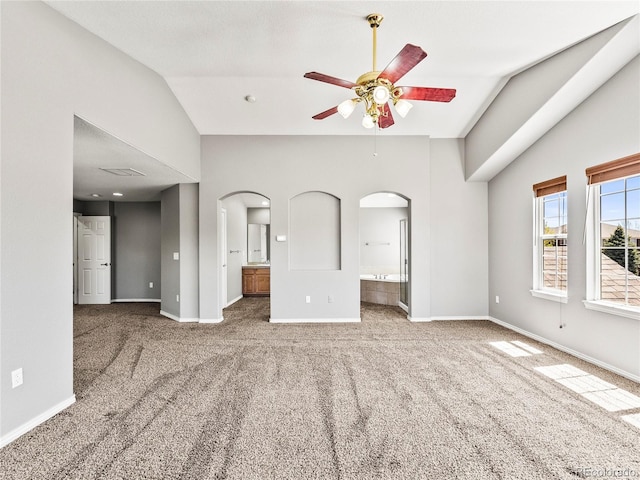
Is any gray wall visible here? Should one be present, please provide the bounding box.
[247,208,270,224]
[161,186,180,317]
[488,56,640,379]
[1,1,199,444]
[430,139,488,318]
[179,184,199,320]
[359,207,408,275]
[161,184,199,320]
[200,136,488,322]
[113,202,161,301]
[80,201,113,216]
[290,192,341,271]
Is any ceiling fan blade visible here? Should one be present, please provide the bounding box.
[304,72,358,89]
[312,106,339,120]
[378,103,395,129]
[378,44,427,84]
[398,86,456,102]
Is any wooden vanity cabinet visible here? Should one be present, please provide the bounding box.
[242,267,270,296]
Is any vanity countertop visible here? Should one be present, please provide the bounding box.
[244,264,270,269]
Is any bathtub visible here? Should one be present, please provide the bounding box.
[360,274,405,306]
[359,274,403,282]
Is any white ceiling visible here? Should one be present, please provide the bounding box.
[59,1,638,202]
[48,1,640,138]
[73,117,194,202]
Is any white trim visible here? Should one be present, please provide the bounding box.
[269,317,361,324]
[530,289,568,304]
[226,295,243,307]
[159,310,199,323]
[398,302,408,313]
[430,316,491,321]
[1,395,76,448]
[200,317,224,324]
[583,300,640,320]
[409,316,490,322]
[112,298,161,303]
[489,316,640,384]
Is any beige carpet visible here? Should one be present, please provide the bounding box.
[1,298,638,479]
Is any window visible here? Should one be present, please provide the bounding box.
[532,176,568,301]
[585,153,640,317]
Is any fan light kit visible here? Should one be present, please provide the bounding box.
[304,13,456,129]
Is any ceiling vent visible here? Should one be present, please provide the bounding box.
[100,168,146,176]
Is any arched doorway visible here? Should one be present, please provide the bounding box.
[359,192,410,313]
[219,192,271,310]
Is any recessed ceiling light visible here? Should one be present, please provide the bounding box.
[90,193,102,198]
[112,192,124,197]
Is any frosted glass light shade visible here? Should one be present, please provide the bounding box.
[337,99,356,118]
[394,99,413,118]
[362,114,375,129]
[372,85,390,105]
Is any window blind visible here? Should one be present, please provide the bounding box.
[533,175,567,197]
[586,152,640,185]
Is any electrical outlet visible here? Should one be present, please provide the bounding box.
[11,368,23,388]
[149,282,154,288]
[173,252,179,260]
[176,294,180,303]
[305,296,311,304]
[328,295,334,303]
[495,296,500,304]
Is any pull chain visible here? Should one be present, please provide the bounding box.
[373,125,378,157]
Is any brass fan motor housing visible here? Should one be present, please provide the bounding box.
[366,14,384,28]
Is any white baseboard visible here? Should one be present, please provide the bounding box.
[226,295,243,307]
[430,316,491,321]
[409,316,489,322]
[112,298,161,303]
[199,317,224,324]
[270,317,361,324]
[159,310,198,323]
[489,316,640,384]
[1,395,76,449]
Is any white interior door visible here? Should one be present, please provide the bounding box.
[220,208,228,307]
[78,216,111,304]
[73,215,78,304]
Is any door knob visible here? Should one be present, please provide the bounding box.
[100,262,111,266]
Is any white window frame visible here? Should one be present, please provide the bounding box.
[584,178,640,320]
[531,190,568,303]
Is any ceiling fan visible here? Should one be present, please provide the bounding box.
[304,13,456,129]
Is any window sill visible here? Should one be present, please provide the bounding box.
[583,300,640,320]
[530,289,568,304]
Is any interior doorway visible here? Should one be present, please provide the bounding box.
[74,215,112,304]
[359,192,410,313]
[399,218,409,309]
[219,192,271,309]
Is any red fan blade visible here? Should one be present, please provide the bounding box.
[378,44,427,84]
[378,103,394,129]
[304,72,358,89]
[312,106,339,120]
[397,86,456,102]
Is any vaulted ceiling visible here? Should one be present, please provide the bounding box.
[48,1,640,138]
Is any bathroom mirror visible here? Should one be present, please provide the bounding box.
[248,223,270,263]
